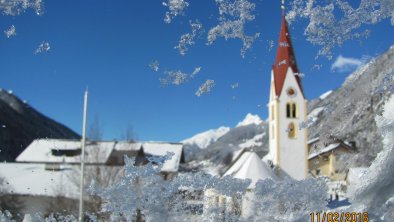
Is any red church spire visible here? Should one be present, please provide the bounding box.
[272,1,304,97]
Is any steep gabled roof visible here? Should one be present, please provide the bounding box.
[272,15,304,97]
[223,151,277,188]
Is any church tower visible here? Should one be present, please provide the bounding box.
[266,2,308,180]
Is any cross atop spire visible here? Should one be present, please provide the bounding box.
[281,0,285,15]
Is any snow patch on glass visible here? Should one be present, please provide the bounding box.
[149,60,160,72]
[160,67,201,86]
[287,0,394,59]
[195,79,215,97]
[4,25,16,38]
[34,41,50,54]
[0,0,44,16]
[175,20,203,56]
[163,0,189,24]
[207,0,260,58]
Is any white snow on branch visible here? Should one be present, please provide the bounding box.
[34,41,50,54]
[175,20,203,55]
[149,60,160,72]
[207,0,260,58]
[4,25,16,38]
[195,79,215,97]
[287,0,394,58]
[162,0,189,24]
[0,0,44,16]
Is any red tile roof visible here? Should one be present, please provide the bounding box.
[272,16,304,97]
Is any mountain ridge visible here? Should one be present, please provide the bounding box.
[0,88,81,162]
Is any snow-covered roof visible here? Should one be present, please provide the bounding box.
[308,142,353,160]
[0,163,79,198]
[114,142,142,151]
[16,139,116,164]
[307,137,320,145]
[16,139,184,172]
[142,142,184,172]
[319,90,333,100]
[223,151,277,188]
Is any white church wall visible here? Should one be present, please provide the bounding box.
[277,67,307,180]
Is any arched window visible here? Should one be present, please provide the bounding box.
[286,103,298,118]
[292,103,297,118]
[288,122,296,138]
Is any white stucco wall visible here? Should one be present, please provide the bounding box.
[268,68,307,180]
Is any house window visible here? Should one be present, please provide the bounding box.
[316,169,320,175]
[286,102,298,118]
[288,122,296,138]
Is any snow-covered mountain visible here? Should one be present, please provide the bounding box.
[182,113,269,173]
[182,126,230,149]
[183,45,394,170]
[306,45,394,165]
[236,113,263,127]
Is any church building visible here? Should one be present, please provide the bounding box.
[265,2,308,180]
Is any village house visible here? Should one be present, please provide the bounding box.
[0,138,185,216]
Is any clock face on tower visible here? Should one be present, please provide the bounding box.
[286,87,297,97]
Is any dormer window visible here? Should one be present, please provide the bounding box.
[51,148,81,157]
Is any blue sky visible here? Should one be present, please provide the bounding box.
[1,0,393,142]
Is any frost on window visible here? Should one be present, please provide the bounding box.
[4,25,16,38]
[190,66,201,78]
[34,41,50,54]
[149,60,160,72]
[267,40,274,52]
[162,0,189,24]
[159,67,201,86]
[160,70,188,86]
[207,0,260,58]
[195,79,215,97]
[348,95,394,220]
[311,64,323,71]
[248,179,327,221]
[287,0,394,59]
[175,20,203,56]
[231,82,239,89]
[0,0,44,16]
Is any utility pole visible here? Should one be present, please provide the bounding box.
[79,89,88,222]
